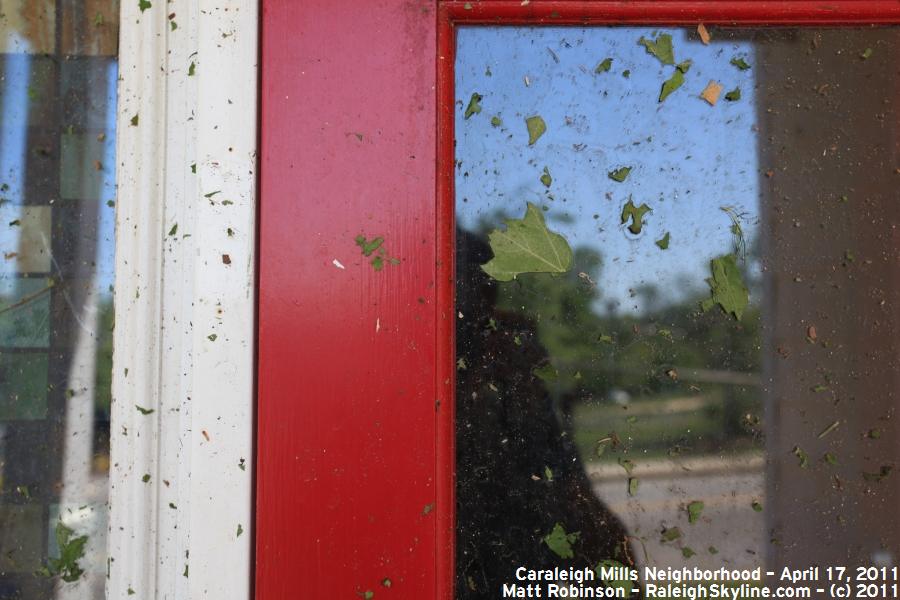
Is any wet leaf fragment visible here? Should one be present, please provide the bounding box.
[595,58,613,73]
[700,254,748,321]
[730,56,751,70]
[628,477,639,497]
[355,235,399,271]
[533,363,559,382]
[490,115,502,127]
[44,522,88,582]
[687,500,704,524]
[138,0,151,13]
[620,198,651,235]
[793,445,809,469]
[823,452,838,466]
[751,501,763,512]
[543,523,579,559]
[725,87,741,102]
[659,68,686,102]
[860,47,873,60]
[525,115,547,146]
[638,33,675,65]
[481,202,573,281]
[617,457,635,476]
[135,405,154,415]
[596,560,631,594]
[660,527,682,542]
[700,80,723,105]
[356,236,384,257]
[682,547,696,559]
[655,232,670,249]
[464,93,482,119]
[540,167,552,188]
[608,166,632,183]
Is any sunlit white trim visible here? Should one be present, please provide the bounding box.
[108,1,257,599]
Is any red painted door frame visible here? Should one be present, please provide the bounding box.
[257,2,900,598]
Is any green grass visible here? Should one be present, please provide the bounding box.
[570,391,761,463]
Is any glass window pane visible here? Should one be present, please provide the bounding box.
[455,26,899,597]
[0,2,118,598]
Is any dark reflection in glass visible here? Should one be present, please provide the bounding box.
[1,2,118,599]
[455,26,898,598]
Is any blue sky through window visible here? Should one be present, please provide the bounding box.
[456,26,760,314]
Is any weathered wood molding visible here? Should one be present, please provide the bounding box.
[109,2,257,599]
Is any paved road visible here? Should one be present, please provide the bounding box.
[589,456,767,571]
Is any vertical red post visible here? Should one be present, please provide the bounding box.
[257,1,441,597]
[258,2,900,599]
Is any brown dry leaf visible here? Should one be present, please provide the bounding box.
[700,81,723,105]
[807,325,817,341]
[697,23,711,45]
[222,254,232,265]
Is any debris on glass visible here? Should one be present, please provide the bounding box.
[455,25,898,598]
[1,2,118,598]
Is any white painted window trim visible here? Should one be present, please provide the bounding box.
[108,2,258,599]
